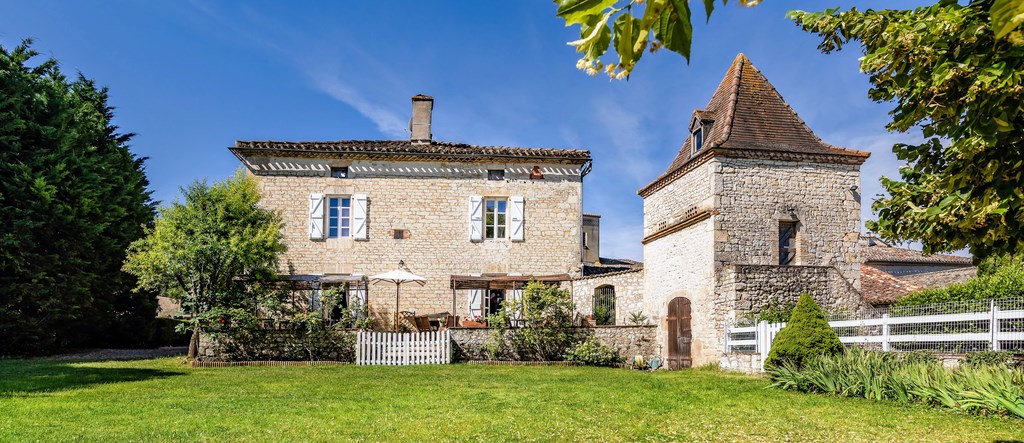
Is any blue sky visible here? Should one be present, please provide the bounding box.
[1,1,933,261]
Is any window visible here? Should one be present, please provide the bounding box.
[691,127,703,154]
[779,221,797,265]
[594,285,615,325]
[486,289,505,316]
[487,169,505,181]
[582,231,589,249]
[330,167,349,178]
[327,197,352,238]
[484,198,507,239]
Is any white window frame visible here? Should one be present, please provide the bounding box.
[327,196,353,238]
[483,197,508,240]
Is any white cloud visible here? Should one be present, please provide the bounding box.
[305,69,407,138]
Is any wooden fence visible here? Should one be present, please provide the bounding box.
[725,298,1024,371]
[356,330,451,365]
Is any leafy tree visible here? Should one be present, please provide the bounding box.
[0,40,157,354]
[789,1,1024,259]
[123,171,285,359]
[764,294,843,369]
[554,1,1024,80]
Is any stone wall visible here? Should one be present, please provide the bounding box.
[719,352,761,373]
[243,157,583,323]
[714,157,862,287]
[448,325,657,362]
[571,269,644,325]
[721,264,865,318]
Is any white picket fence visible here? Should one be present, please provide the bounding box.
[356,330,452,365]
[725,299,1024,371]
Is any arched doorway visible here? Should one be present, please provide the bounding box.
[666,297,692,369]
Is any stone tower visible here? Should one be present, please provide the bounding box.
[637,54,870,367]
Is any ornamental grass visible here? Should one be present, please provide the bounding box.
[769,347,1024,419]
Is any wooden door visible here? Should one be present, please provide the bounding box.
[666,297,692,369]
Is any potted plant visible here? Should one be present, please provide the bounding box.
[461,315,487,328]
[584,314,596,327]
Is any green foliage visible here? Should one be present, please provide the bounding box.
[769,348,1024,419]
[627,311,649,325]
[555,0,758,79]
[901,350,940,365]
[896,265,1024,305]
[0,40,158,354]
[791,2,1024,259]
[963,351,1018,369]
[122,170,285,358]
[485,280,580,361]
[764,294,844,369]
[565,336,622,366]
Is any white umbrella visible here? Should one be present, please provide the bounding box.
[370,267,426,331]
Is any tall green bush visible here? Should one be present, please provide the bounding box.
[764,294,843,369]
[0,40,158,354]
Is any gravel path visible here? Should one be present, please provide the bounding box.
[43,346,188,361]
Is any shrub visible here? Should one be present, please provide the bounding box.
[896,265,1024,306]
[901,350,939,365]
[484,280,580,361]
[764,294,843,369]
[627,311,648,326]
[565,337,621,366]
[963,351,1015,369]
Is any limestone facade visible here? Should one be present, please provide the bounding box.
[245,157,585,323]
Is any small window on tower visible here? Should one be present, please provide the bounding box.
[691,127,703,154]
[779,221,797,266]
[330,167,349,178]
[488,169,505,181]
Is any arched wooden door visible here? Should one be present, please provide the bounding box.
[666,297,692,369]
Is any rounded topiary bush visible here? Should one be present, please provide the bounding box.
[764,294,843,369]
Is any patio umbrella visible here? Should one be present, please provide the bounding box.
[369,268,426,331]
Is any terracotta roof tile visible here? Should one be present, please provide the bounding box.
[231,140,591,163]
[861,264,924,306]
[862,243,973,265]
[639,54,869,196]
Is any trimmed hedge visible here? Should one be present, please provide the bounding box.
[764,294,843,369]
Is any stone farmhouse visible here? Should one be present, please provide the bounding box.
[230,95,592,327]
[227,53,976,369]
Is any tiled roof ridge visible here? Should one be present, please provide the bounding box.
[232,139,592,161]
[708,53,745,149]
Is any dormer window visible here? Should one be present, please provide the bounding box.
[691,127,703,154]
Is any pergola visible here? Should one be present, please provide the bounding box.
[448,274,572,315]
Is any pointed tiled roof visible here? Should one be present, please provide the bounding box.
[638,54,870,197]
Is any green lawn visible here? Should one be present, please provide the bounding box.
[0,358,1021,442]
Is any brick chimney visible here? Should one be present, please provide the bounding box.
[410,94,433,144]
